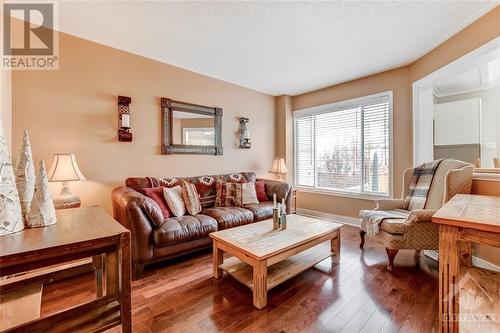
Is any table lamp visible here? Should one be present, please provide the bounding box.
[269,157,288,181]
[47,153,86,209]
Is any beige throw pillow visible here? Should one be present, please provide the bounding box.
[163,185,186,217]
[242,182,259,205]
[181,181,201,215]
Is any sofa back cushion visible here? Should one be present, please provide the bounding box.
[126,172,256,209]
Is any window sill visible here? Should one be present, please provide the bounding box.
[295,187,390,201]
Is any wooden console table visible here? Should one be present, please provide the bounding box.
[0,207,131,333]
[432,194,500,333]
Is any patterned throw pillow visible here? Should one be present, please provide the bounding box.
[242,182,259,205]
[215,181,243,207]
[163,186,186,217]
[255,180,268,202]
[195,176,217,208]
[181,181,201,215]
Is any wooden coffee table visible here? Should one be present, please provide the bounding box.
[210,214,342,309]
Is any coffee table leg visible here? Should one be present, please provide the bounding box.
[253,260,267,309]
[331,229,341,264]
[213,240,223,279]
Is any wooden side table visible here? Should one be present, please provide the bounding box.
[432,194,500,333]
[0,207,131,333]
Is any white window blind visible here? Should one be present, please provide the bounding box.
[294,92,392,197]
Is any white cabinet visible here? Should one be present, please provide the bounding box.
[433,98,481,146]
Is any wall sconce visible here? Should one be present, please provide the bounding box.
[118,95,132,142]
[239,117,251,149]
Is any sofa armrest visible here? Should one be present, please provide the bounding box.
[257,178,292,214]
[112,186,161,265]
[405,209,438,225]
[375,198,405,211]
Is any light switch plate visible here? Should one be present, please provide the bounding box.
[485,142,497,150]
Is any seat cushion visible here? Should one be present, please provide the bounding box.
[380,218,407,235]
[243,201,274,222]
[201,207,254,229]
[153,214,218,247]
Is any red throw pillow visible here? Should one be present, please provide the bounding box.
[255,180,268,202]
[139,186,171,219]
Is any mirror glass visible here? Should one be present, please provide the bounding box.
[171,111,215,146]
[432,56,500,170]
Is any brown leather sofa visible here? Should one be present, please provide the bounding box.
[111,172,292,278]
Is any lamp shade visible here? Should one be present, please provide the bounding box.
[47,153,86,182]
[269,158,288,174]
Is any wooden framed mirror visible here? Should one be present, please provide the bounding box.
[160,98,223,155]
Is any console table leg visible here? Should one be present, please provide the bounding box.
[213,241,223,279]
[439,225,460,333]
[93,254,104,298]
[253,260,268,309]
[120,232,132,333]
[331,230,341,264]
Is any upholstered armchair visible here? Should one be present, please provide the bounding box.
[360,159,474,271]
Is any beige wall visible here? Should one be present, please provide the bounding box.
[274,95,293,182]
[12,31,275,213]
[289,7,500,219]
[1,70,12,153]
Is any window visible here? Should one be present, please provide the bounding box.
[294,91,392,197]
[183,128,215,145]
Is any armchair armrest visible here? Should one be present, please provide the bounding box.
[257,178,292,214]
[112,186,161,264]
[405,209,438,225]
[375,198,405,211]
[444,165,474,203]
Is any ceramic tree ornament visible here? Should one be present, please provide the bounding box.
[28,161,57,227]
[0,121,24,236]
[14,130,36,225]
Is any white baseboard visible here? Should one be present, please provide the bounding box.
[424,250,500,272]
[296,208,360,227]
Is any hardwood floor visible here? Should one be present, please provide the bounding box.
[40,225,439,332]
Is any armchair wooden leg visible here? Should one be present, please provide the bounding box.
[385,248,399,272]
[359,231,366,249]
[414,249,421,262]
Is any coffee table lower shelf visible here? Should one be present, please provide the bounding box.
[219,243,333,291]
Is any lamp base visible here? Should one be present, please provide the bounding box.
[53,195,81,210]
[53,182,81,210]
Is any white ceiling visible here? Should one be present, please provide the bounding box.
[57,1,498,96]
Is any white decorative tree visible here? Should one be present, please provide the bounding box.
[0,120,24,236]
[14,130,35,225]
[28,161,57,227]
